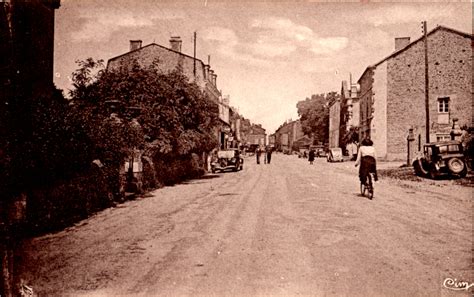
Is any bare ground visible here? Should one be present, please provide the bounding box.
[16,154,473,297]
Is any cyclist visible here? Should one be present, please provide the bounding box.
[354,138,378,185]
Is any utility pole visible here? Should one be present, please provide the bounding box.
[193,31,197,78]
[422,21,430,143]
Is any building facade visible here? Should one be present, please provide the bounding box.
[274,120,304,152]
[247,124,266,146]
[358,26,472,160]
[339,79,360,146]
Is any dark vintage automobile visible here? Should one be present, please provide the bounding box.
[211,149,244,173]
[413,140,467,179]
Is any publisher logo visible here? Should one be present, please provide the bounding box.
[443,278,473,292]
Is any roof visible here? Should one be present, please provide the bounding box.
[426,140,461,146]
[357,25,473,83]
[107,42,208,69]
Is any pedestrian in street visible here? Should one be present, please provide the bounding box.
[308,149,315,165]
[266,146,273,164]
[256,146,262,164]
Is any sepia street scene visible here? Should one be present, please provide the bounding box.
[0,1,473,297]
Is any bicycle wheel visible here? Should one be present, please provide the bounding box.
[367,174,374,200]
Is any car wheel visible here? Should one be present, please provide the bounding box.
[459,166,467,178]
[447,157,465,174]
[413,158,428,177]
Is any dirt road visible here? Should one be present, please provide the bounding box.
[17,154,473,297]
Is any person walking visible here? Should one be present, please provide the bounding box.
[308,149,315,165]
[266,146,273,164]
[256,146,262,164]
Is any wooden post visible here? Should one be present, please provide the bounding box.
[422,21,430,143]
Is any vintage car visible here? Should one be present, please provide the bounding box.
[413,140,467,179]
[211,149,243,173]
[327,147,344,162]
[310,145,326,158]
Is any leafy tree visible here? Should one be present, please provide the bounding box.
[297,92,339,144]
[69,58,219,172]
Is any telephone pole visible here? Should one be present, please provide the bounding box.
[422,21,430,143]
[193,31,197,78]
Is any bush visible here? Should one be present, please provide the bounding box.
[26,165,115,234]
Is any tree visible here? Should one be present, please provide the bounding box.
[69,58,220,174]
[297,92,339,144]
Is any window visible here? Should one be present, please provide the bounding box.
[437,97,450,124]
[436,134,450,142]
[438,97,449,113]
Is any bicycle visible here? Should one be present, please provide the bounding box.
[360,172,374,199]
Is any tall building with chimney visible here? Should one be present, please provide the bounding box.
[357,26,472,160]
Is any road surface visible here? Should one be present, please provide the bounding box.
[17,154,473,297]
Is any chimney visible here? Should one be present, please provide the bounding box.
[395,37,410,51]
[209,69,214,85]
[130,40,142,51]
[204,65,210,80]
[169,36,182,52]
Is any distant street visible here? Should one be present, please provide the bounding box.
[17,154,472,297]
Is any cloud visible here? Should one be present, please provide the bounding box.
[247,38,297,58]
[250,17,314,42]
[366,5,456,26]
[310,37,349,55]
[249,17,348,58]
[201,26,278,67]
[201,26,238,45]
[201,18,349,69]
[72,9,184,42]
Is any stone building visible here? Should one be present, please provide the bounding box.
[107,38,230,148]
[358,26,472,160]
[274,120,304,152]
[247,124,267,146]
[340,79,360,144]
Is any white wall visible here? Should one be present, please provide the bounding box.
[372,62,388,159]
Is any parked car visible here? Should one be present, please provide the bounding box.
[327,147,344,162]
[246,144,259,155]
[211,149,243,173]
[310,145,326,158]
[413,140,467,179]
[298,148,308,158]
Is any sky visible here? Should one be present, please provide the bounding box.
[54,0,472,134]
